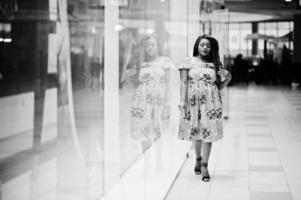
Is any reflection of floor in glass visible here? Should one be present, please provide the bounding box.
[100,132,191,200]
[0,87,104,200]
[0,81,177,200]
[0,133,104,200]
[119,83,144,175]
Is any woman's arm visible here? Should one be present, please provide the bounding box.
[121,41,134,82]
[218,69,232,90]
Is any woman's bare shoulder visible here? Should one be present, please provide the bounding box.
[177,57,195,70]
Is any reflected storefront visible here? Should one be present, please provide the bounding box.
[0,0,228,199]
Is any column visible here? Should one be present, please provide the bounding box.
[104,0,120,192]
[251,22,258,56]
[293,14,301,83]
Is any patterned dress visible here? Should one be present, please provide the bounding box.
[130,57,174,141]
[178,57,223,142]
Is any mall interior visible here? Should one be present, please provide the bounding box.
[0,0,301,199]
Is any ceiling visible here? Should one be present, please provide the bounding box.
[225,0,301,22]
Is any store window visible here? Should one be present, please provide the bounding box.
[229,23,252,57]
[0,0,229,199]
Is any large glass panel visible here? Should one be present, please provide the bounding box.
[229,23,240,56]
[117,0,187,176]
[229,23,252,57]
[67,0,105,197]
[0,0,231,199]
[278,22,289,36]
[0,0,104,199]
[265,22,277,36]
[211,8,230,119]
[240,23,252,56]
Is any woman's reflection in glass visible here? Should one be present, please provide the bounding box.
[129,35,174,153]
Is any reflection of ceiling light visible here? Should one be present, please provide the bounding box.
[114,24,124,31]
[160,0,165,2]
[0,38,3,42]
[146,28,154,34]
[91,26,96,34]
[285,0,292,2]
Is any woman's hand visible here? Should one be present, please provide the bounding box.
[218,69,232,90]
[121,68,136,82]
[218,69,231,82]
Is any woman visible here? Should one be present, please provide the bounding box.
[178,35,231,182]
[130,35,174,152]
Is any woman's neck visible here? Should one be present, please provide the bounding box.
[198,55,211,62]
[197,56,211,63]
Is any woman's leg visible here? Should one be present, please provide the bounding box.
[194,140,203,174]
[201,142,212,181]
[202,142,212,163]
[194,140,203,158]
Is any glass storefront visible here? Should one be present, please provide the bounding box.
[229,21,293,58]
[0,0,228,199]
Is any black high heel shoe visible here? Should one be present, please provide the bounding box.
[194,157,202,175]
[201,162,210,182]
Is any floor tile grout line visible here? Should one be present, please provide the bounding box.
[164,87,300,200]
[163,149,191,200]
[209,133,226,200]
[246,104,252,200]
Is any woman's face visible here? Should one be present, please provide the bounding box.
[198,38,211,57]
[145,38,158,57]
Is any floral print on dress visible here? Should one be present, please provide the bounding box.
[130,58,174,141]
[178,57,223,142]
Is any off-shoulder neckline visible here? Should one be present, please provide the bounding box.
[187,58,215,69]
[141,61,172,69]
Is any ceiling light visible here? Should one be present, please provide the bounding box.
[3,38,12,43]
[284,0,292,7]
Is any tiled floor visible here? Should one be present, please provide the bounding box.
[166,85,301,200]
[1,85,301,200]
